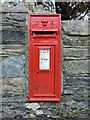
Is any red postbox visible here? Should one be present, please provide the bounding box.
[28,14,61,101]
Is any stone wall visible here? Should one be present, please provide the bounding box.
[0,11,89,119]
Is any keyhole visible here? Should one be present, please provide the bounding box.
[37,71,39,74]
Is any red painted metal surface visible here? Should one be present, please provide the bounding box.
[28,14,61,101]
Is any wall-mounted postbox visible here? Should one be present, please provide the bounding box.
[28,14,61,101]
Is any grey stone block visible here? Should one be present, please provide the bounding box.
[63,48,88,57]
[2,13,27,44]
[62,20,89,36]
[0,55,25,78]
[2,30,25,44]
[63,35,88,46]
[2,77,26,94]
[63,60,89,75]
[2,3,28,13]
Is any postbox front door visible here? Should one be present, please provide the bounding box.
[34,46,54,95]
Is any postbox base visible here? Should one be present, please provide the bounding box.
[29,98,60,101]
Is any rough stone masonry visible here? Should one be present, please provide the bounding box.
[0,1,90,120]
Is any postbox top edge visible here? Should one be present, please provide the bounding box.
[29,14,61,17]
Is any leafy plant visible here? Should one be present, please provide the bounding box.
[56,2,90,20]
